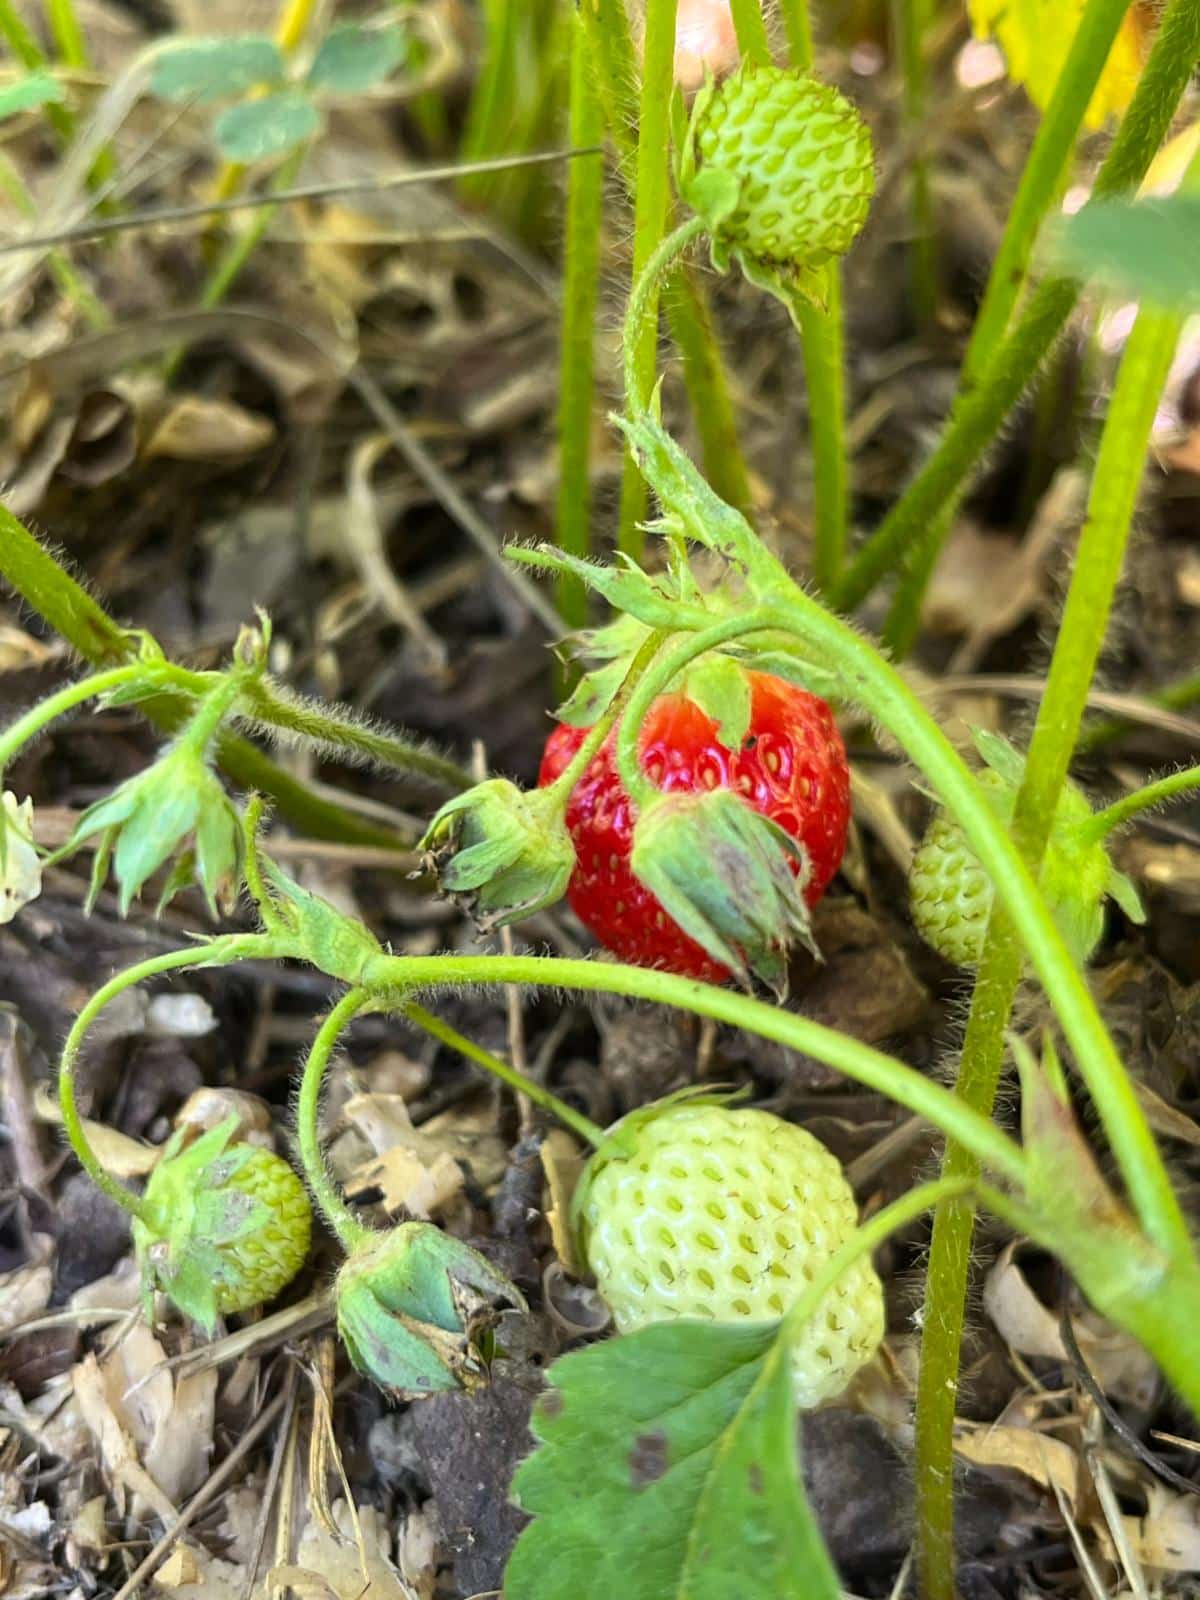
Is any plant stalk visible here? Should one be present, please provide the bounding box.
[914,292,1187,1600]
[295,988,374,1251]
[1082,765,1200,841]
[835,0,1200,615]
[402,1002,606,1148]
[616,0,679,559]
[555,17,606,631]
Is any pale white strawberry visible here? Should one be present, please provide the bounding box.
[575,1101,885,1408]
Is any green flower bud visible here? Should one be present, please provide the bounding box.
[335,1222,525,1397]
[629,787,817,995]
[66,746,240,917]
[680,63,875,315]
[133,1113,312,1334]
[422,778,576,929]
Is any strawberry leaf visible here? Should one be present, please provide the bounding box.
[506,1320,839,1600]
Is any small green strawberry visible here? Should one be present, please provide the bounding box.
[574,1099,885,1409]
[680,62,875,313]
[909,732,1145,969]
[133,1113,311,1333]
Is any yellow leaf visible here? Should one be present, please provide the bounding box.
[967,0,1153,128]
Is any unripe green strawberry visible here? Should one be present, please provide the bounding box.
[909,734,1144,969]
[680,63,874,311]
[133,1113,311,1333]
[575,1100,885,1409]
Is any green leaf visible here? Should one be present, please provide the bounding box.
[307,23,408,94]
[684,655,751,751]
[1047,195,1200,311]
[0,73,65,121]
[213,91,320,162]
[507,1320,839,1600]
[506,546,687,630]
[149,37,284,103]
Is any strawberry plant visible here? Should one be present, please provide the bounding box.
[3,0,1200,1596]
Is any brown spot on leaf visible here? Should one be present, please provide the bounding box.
[536,1388,564,1422]
[748,1461,764,1495]
[630,1430,670,1487]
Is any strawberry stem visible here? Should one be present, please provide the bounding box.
[1078,765,1200,843]
[613,612,776,808]
[622,215,709,420]
[295,988,375,1252]
[57,938,267,1223]
[542,629,667,809]
[0,663,149,775]
[358,953,1029,1188]
[402,1002,607,1149]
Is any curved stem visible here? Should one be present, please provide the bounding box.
[835,0,1200,614]
[240,680,473,792]
[913,289,1188,1600]
[1082,765,1200,843]
[614,612,776,805]
[544,629,667,805]
[402,1002,606,1149]
[555,14,607,632]
[616,0,680,560]
[359,953,1028,1186]
[0,664,145,773]
[781,1176,977,1347]
[622,216,708,420]
[58,940,260,1219]
[296,989,375,1253]
[962,0,1135,383]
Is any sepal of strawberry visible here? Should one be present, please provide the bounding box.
[678,63,875,319]
[421,778,576,930]
[133,1112,311,1333]
[335,1222,525,1397]
[64,749,240,917]
[630,788,816,994]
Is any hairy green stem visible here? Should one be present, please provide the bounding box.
[623,217,708,417]
[555,18,606,631]
[296,988,374,1252]
[914,290,1187,1600]
[544,628,667,805]
[1083,765,1200,842]
[0,503,420,848]
[777,0,812,68]
[835,0,1200,614]
[799,285,850,596]
[964,0,1134,382]
[0,664,145,772]
[891,0,937,327]
[402,1001,606,1148]
[783,1176,977,1350]
[580,0,754,518]
[729,0,771,62]
[58,940,261,1219]
[361,953,1027,1185]
[239,680,473,792]
[616,0,679,559]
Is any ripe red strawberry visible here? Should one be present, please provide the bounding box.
[538,671,850,980]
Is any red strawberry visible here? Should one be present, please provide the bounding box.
[538,671,850,980]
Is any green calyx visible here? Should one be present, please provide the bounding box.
[679,63,875,318]
[422,778,576,930]
[335,1222,525,1398]
[630,787,816,995]
[63,744,240,917]
[132,1112,312,1334]
[910,731,1145,969]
